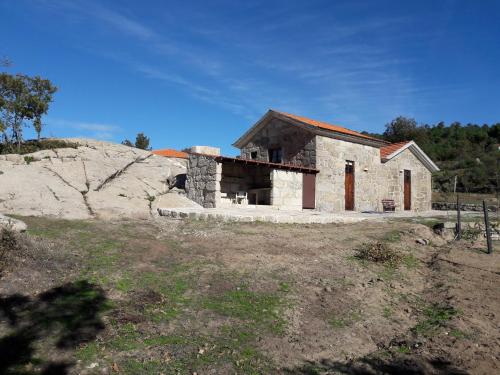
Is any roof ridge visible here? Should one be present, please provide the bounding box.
[271,109,386,143]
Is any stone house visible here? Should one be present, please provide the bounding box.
[186,110,439,212]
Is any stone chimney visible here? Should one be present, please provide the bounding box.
[188,146,221,156]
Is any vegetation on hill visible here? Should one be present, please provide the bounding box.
[365,117,500,194]
[122,132,151,150]
[0,138,78,155]
[0,72,57,150]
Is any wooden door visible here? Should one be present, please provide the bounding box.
[345,161,355,211]
[404,170,411,210]
[302,173,316,209]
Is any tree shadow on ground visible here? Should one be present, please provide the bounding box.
[282,355,468,375]
[0,280,109,375]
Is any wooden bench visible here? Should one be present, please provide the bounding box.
[382,199,396,212]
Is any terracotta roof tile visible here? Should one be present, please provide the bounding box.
[274,110,385,142]
[380,141,412,159]
[152,149,189,159]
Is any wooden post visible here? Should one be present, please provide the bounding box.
[483,200,493,254]
[456,195,461,240]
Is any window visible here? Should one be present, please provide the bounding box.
[250,151,258,160]
[268,147,282,163]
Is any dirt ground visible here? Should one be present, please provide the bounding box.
[0,216,498,375]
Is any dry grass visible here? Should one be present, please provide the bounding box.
[355,242,402,264]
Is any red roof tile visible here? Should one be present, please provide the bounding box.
[274,110,385,143]
[152,149,189,159]
[380,141,412,159]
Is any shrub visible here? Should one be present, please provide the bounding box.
[462,228,482,241]
[0,228,20,275]
[355,242,402,264]
[0,139,79,155]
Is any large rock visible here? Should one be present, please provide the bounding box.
[0,138,191,220]
[0,214,27,232]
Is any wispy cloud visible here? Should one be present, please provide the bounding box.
[93,6,156,40]
[36,0,459,130]
[47,118,122,140]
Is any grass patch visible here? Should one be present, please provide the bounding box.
[278,282,291,293]
[383,306,393,318]
[449,329,468,339]
[396,344,412,354]
[383,230,402,242]
[413,304,459,337]
[462,228,482,241]
[143,335,189,347]
[116,275,134,293]
[75,341,99,363]
[204,287,287,334]
[329,309,363,329]
[108,323,142,351]
[402,254,419,269]
[120,359,167,374]
[138,270,191,322]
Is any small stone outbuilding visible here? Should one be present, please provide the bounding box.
[186,110,439,212]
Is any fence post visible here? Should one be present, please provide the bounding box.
[456,195,461,240]
[483,200,493,254]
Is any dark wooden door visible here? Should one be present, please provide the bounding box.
[345,161,355,211]
[302,173,316,209]
[404,170,411,210]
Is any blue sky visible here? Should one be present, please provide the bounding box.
[1,0,499,155]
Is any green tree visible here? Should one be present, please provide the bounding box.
[0,74,30,148]
[383,116,419,143]
[121,139,133,147]
[27,76,57,140]
[0,73,56,148]
[380,117,500,194]
[134,132,150,150]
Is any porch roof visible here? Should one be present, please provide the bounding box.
[189,152,319,174]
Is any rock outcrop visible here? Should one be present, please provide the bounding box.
[0,214,27,232]
[0,138,197,220]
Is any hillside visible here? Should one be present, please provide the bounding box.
[367,120,500,194]
[0,139,196,219]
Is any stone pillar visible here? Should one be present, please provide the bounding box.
[271,169,303,210]
[186,154,221,208]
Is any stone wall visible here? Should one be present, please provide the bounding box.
[314,137,433,212]
[432,202,498,212]
[270,170,303,210]
[315,136,383,211]
[185,154,221,208]
[381,149,432,212]
[240,118,316,167]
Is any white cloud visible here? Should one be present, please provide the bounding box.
[47,118,121,140]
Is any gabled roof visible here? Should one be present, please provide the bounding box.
[275,110,384,142]
[233,109,388,149]
[380,141,440,172]
[152,149,189,159]
[380,141,412,159]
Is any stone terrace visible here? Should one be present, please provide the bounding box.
[157,206,446,224]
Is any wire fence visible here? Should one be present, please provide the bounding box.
[432,175,499,221]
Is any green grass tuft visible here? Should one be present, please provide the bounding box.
[413,304,459,336]
[204,287,287,334]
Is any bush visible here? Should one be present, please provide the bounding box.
[0,228,20,275]
[355,242,402,264]
[0,139,79,155]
